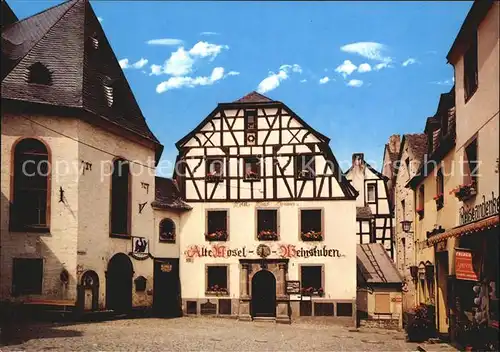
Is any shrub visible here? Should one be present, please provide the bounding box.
[405,304,436,342]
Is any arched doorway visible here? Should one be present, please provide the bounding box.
[80,270,99,311]
[251,270,276,318]
[106,253,133,312]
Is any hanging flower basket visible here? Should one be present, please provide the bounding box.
[450,183,477,201]
[205,230,228,241]
[257,229,278,241]
[301,230,323,241]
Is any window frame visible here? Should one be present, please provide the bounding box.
[10,137,51,232]
[205,209,229,242]
[463,30,478,103]
[366,183,376,203]
[243,157,261,182]
[205,157,224,182]
[417,184,425,219]
[12,258,43,296]
[436,168,444,210]
[244,109,257,131]
[295,154,316,180]
[463,136,479,188]
[299,208,324,242]
[299,264,324,296]
[256,208,279,241]
[109,158,131,238]
[205,264,229,296]
[159,218,176,243]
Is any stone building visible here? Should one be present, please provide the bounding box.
[390,133,427,312]
[173,91,358,323]
[0,0,189,315]
[346,154,395,259]
[381,134,401,211]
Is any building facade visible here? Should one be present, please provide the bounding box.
[0,0,190,316]
[346,154,395,259]
[174,92,358,323]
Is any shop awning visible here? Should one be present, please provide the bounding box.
[427,215,500,245]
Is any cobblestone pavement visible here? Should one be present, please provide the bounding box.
[1,317,420,351]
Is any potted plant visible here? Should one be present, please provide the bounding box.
[258,229,278,241]
[406,303,436,342]
[450,182,477,201]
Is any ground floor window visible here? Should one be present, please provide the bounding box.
[300,265,323,296]
[12,258,43,296]
[206,265,228,295]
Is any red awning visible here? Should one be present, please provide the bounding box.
[427,215,500,245]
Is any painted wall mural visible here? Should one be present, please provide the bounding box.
[183,243,344,261]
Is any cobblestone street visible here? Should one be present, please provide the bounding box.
[1,317,421,351]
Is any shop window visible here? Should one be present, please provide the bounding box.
[243,157,260,181]
[11,138,50,231]
[464,31,478,102]
[12,258,43,296]
[295,155,315,179]
[300,209,323,241]
[206,266,228,294]
[300,266,323,295]
[206,210,228,241]
[110,159,130,236]
[159,218,175,243]
[27,62,52,85]
[463,138,478,188]
[206,158,224,182]
[257,209,278,241]
[375,294,391,314]
[367,183,376,203]
[337,303,353,317]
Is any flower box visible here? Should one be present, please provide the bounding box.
[433,193,444,209]
[205,230,228,242]
[301,287,324,297]
[301,230,323,241]
[450,183,477,202]
[206,285,228,295]
[206,172,223,183]
[244,171,260,181]
[257,229,278,241]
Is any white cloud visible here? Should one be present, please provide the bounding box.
[373,62,391,71]
[227,71,240,76]
[257,70,288,94]
[156,66,236,93]
[150,64,163,76]
[279,64,302,74]
[335,60,357,77]
[357,63,372,73]
[146,38,183,46]
[118,59,129,69]
[347,79,363,87]
[340,42,391,62]
[430,79,454,86]
[201,31,219,36]
[402,58,417,67]
[300,79,307,83]
[163,47,194,76]
[189,41,229,58]
[97,17,103,23]
[120,58,149,70]
[319,76,330,84]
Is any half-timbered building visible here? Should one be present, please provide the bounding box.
[174,91,358,323]
[345,154,395,259]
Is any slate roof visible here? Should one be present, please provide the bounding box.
[356,206,373,220]
[1,0,18,27]
[1,0,160,147]
[233,91,274,103]
[152,177,192,211]
[357,243,402,285]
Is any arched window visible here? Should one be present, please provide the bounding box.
[159,218,175,243]
[27,62,52,85]
[110,158,130,236]
[11,138,50,231]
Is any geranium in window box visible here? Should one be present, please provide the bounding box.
[257,229,278,241]
[450,183,477,201]
[206,285,228,295]
[433,193,444,209]
[416,207,425,219]
[301,287,324,297]
[206,171,223,183]
[205,230,228,242]
[244,170,260,181]
[301,230,323,241]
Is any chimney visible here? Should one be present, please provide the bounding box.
[388,134,401,154]
[352,153,364,168]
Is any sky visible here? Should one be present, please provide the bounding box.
[10,0,473,176]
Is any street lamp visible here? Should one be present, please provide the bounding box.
[401,219,413,233]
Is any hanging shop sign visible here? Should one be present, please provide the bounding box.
[183,243,343,260]
[286,280,301,294]
[459,192,500,226]
[129,236,152,260]
[455,249,479,281]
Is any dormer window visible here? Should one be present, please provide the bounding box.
[27,62,52,85]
